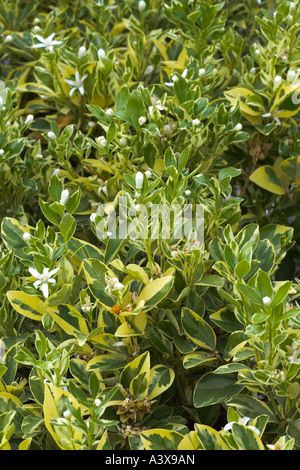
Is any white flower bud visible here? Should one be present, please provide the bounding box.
[144,65,154,75]
[33,26,41,33]
[105,108,114,116]
[274,75,282,86]
[287,69,297,82]
[90,213,97,222]
[63,410,71,419]
[47,131,56,140]
[5,35,12,42]
[234,123,243,131]
[94,399,102,407]
[250,67,256,75]
[25,114,34,125]
[185,190,191,196]
[135,171,144,189]
[263,296,271,306]
[138,0,147,11]
[97,48,106,59]
[192,118,200,126]
[60,189,69,205]
[119,137,127,147]
[23,232,31,242]
[199,68,205,76]
[52,168,61,176]
[0,149,4,156]
[145,170,152,178]
[78,46,87,58]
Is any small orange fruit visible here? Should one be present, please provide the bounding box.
[112,304,122,314]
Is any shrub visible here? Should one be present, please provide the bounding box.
[0,0,300,451]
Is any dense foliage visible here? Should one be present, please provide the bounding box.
[1,0,300,451]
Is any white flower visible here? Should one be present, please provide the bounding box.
[78,46,87,58]
[60,189,69,205]
[149,98,163,115]
[25,114,34,125]
[98,185,108,196]
[96,136,107,147]
[105,276,124,294]
[105,108,114,116]
[144,65,154,75]
[29,266,59,298]
[165,74,179,86]
[5,35,13,42]
[274,75,282,87]
[135,171,144,189]
[47,131,56,140]
[32,33,62,52]
[287,340,300,364]
[234,123,243,131]
[138,0,147,11]
[138,116,147,126]
[224,417,260,436]
[97,48,106,59]
[181,68,188,78]
[287,69,298,82]
[263,296,271,306]
[23,232,31,242]
[94,399,102,407]
[199,68,205,76]
[192,118,200,126]
[64,71,88,97]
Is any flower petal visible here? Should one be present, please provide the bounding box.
[48,267,60,277]
[28,267,41,279]
[40,282,49,298]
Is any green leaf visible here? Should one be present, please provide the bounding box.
[250,165,285,195]
[193,373,244,408]
[181,307,216,351]
[59,213,76,242]
[231,423,265,450]
[140,429,184,450]
[195,424,229,450]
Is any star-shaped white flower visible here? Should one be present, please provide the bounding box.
[32,33,62,52]
[224,416,260,436]
[29,266,60,298]
[64,71,88,97]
